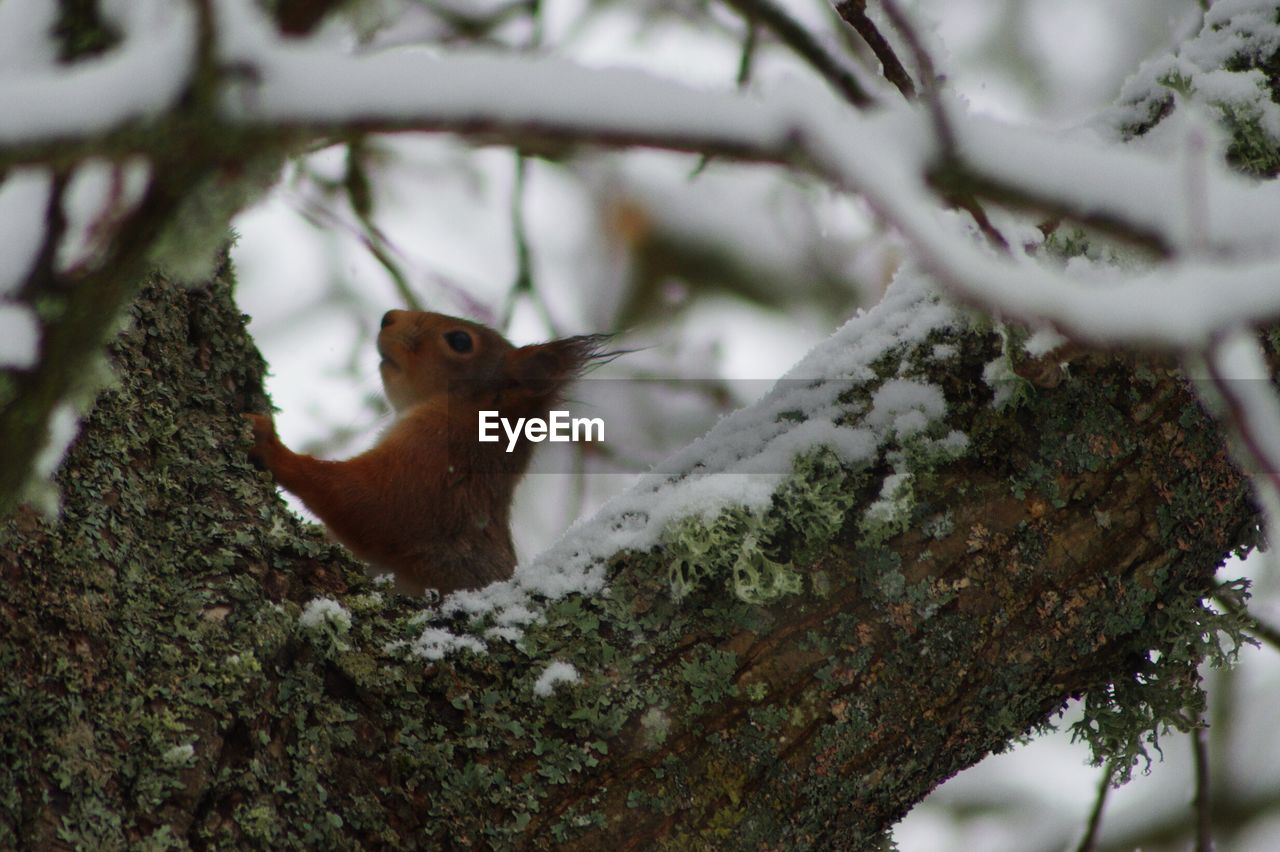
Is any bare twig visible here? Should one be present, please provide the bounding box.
[292,173,424,312]
[1192,719,1214,852]
[691,21,758,177]
[499,153,559,334]
[848,0,1005,251]
[878,0,954,154]
[498,1,561,334]
[736,20,760,88]
[342,144,425,311]
[720,0,875,108]
[1074,762,1112,852]
[0,166,208,517]
[1096,788,1280,852]
[833,0,916,99]
[18,168,70,300]
[1214,589,1280,652]
[1202,335,1280,498]
[932,168,1168,257]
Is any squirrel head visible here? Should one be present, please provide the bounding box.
[377,310,614,414]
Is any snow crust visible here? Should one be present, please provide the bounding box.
[1108,0,1280,142]
[4,1,1280,352]
[5,0,1280,656]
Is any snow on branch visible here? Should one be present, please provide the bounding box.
[0,1,1277,350]
[203,0,1280,347]
[0,0,196,146]
[3,0,1279,350]
[6,0,1280,517]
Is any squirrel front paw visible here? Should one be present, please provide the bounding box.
[242,413,279,467]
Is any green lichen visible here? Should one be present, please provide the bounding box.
[665,508,800,604]
[1072,578,1255,784]
[0,159,1261,851]
[1041,226,1094,262]
[663,446,863,605]
[860,471,916,546]
[147,156,285,284]
[660,325,978,605]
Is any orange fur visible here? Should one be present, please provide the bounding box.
[245,310,611,596]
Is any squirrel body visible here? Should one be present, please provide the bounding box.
[247,310,609,596]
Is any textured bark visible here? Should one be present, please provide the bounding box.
[0,259,1255,849]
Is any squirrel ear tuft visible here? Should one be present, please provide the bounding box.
[504,334,620,397]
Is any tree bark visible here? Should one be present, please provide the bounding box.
[0,256,1255,848]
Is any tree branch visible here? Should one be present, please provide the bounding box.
[1074,763,1113,852]
[720,0,875,108]
[833,0,916,99]
[0,267,1258,846]
[1192,720,1213,852]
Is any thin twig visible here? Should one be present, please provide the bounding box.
[498,1,560,335]
[1214,590,1280,652]
[692,21,758,178]
[1202,335,1280,498]
[500,153,559,334]
[1192,719,1213,852]
[528,0,544,48]
[292,174,425,312]
[18,168,71,299]
[833,0,916,99]
[878,0,954,153]
[340,142,426,310]
[1074,762,1112,852]
[873,0,1007,250]
[720,0,874,108]
[736,19,759,87]
[356,220,423,311]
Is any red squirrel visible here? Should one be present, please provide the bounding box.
[246,309,612,596]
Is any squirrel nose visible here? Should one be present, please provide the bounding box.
[380,311,398,330]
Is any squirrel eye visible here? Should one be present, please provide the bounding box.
[444,330,474,354]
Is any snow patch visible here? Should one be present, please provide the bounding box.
[0,170,52,294]
[389,627,487,661]
[0,0,196,145]
[0,303,39,369]
[299,597,352,632]
[533,661,580,697]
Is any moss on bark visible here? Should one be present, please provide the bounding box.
[0,257,1256,848]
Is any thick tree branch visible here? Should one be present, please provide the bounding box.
[0,266,1257,846]
[0,5,1273,845]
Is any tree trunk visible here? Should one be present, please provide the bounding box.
[0,255,1255,848]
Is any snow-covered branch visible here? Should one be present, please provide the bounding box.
[0,1,196,147]
[8,0,1280,346]
[6,0,1280,513]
